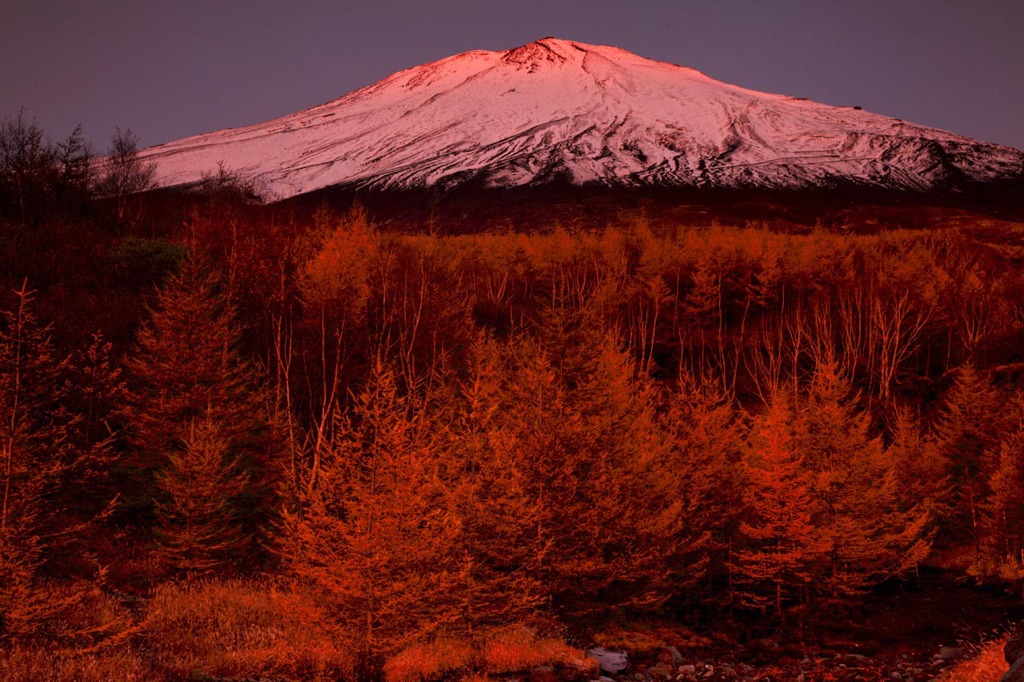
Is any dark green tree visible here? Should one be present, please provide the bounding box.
[154,414,249,575]
[933,364,1006,550]
[123,252,275,560]
[0,285,117,638]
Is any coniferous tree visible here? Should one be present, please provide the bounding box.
[0,285,117,638]
[0,285,60,637]
[888,407,950,536]
[154,414,249,575]
[933,364,1005,550]
[123,252,274,553]
[794,359,929,603]
[572,338,686,609]
[53,124,93,210]
[282,362,460,671]
[733,388,823,621]
[661,372,745,602]
[498,319,684,615]
[441,334,546,632]
[978,410,1024,581]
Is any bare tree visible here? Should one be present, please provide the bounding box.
[0,110,54,225]
[54,124,93,200]
[97,127,156,224]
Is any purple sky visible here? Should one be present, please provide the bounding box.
[2,0,1022,152]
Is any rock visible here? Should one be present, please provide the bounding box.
[935,645,961,661]
[587,647,629,675]
[1003,655,1024,682]
[656,646,684,667]
[648,663,672,679]
[671,659,696,675]
[1008,620,1024,666]
[890,672,902,680]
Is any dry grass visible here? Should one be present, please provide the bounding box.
[479,625,593,674]
[593,619,712,655]
[384,636,475,681]
[0,580,149,681]
[384,624,596,681]
[0,646,151,682]
[142,577,352,680]
[935,635,1010,682]
[969,556,1024,587]
[35,581,136,644]
[3,582,594,681]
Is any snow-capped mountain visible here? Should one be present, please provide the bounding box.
[140,38,1024,200]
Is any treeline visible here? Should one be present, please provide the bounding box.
[2,112,1024,678]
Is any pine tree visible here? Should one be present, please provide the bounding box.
[733,388,823,620]
[661,372,745,603]
[794,360,929,603]
[0,285,117,638]
[154,414,249,575]
[123,251,274,557]
[282,363,460,670]
[932,364,1006,550]
[496,321,684,615]
[978,410,1024,579]
[441,334,546,632]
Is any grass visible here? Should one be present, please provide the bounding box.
[592,618,712,655]
[0,646,151,682]
[935,634,1010,682]
[141,577,352,680]
[384,636,476,681]
[1,580,596,681]
[384,625,596,681]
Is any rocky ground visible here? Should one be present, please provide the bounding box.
[583,642,970,682]
[550,571,1024,682]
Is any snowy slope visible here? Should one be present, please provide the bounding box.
[140,38,1024,199]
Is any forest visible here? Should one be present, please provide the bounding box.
[2,113,1024,680]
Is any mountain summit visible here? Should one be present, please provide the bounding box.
[141,38,1024,199]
